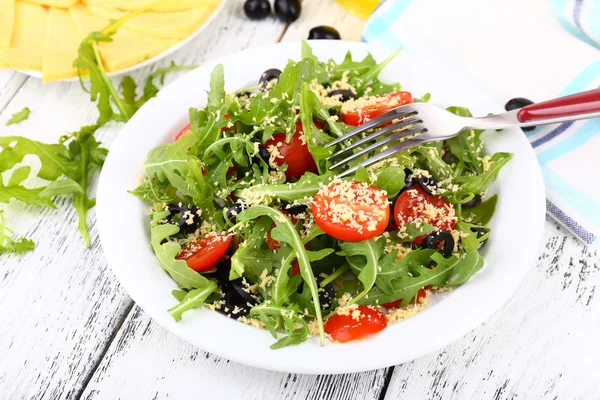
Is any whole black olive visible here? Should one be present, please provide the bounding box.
[226,202,245,220]
[417,174,438,195]
[421,230,454,258]
[308,25,341,40]
[471,227,488,246]
[505,97,535,132]
[243,0,271,20]
[258,68,282,91]
[274,0,301,22]
[327,89,356,102]
[462,194,482,208]
[284,203,308,216]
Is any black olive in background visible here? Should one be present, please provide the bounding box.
[421,230,454,258]
[284,203,308,216]
[505,97,536,132]
[462,194,482,208]
[226,202,245,220]
[243,0,271,20]
[327,89,356,102]
[471,227,489,246]
[417,174,438,195]
[308,25,341,40]
[258,68,282,90]
[441,150,452,164]
[164,202,201,233]
[274,0,301,22]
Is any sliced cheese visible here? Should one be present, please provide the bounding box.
[0,2,46,71]
[86,4,216,39]
[69,4,176,72]
[22,0,78,7]
[0,0,16,48]
[42,7,80,83]
[83,0,220,12]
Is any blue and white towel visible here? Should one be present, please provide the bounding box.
[363,0,600,246]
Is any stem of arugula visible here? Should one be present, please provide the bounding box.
[319,264,349,287]
[75,144,91,248]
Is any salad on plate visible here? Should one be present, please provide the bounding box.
[131,42,511,349]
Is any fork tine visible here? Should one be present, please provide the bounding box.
[327,115,422,160]
[329,126,426,170]
[326,105,417,147]
[337,138,427,178]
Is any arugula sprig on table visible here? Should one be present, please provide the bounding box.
[6,107,30,126]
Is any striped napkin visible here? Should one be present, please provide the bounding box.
[363,0,600,246]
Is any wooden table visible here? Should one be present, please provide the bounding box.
[1,1,599,398]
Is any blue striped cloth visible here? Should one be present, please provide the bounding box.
[363,0,600,246]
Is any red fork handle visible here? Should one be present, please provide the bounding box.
[517,88,600,122]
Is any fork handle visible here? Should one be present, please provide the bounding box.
[517,88,600,122]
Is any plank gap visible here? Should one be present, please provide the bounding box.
[73,301,136,400]
[378,366,396,400]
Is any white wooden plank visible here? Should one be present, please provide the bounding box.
[384,221,600,400]
[281,0,366,42]
[0,0,288,397]
[79,306,390,400]
[0,70,28,113]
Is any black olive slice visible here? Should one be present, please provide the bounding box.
[417,174,438,195]
[226,203,246,220]
[284,203,308,216]
[462,194,482,208]
[421,230,454,258]
[327,89,356,102]
[258,68,282,90]
[471,227,489,246]
[231,278,259,307]
[164,202,201,233]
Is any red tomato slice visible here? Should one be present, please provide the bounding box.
[312,180,390,241]
[341,91,413,126]
[381,286,430,308]
[263,120,319,181]
[393,186,457,245]
[324,306,387,342]
[176,233,232,272]
[290,260,300,277]
[175,124,191,141]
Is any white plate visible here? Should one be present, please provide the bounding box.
[19,1,226,82]
[97,41,546,374]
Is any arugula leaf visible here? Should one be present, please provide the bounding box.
[150,210,212,289]
[236,205,325,345]
[373,165,405,197]
[250,304,310,349]
[463,194,498,225]
[375,249,435,295]
[142,61,199,104]
[168,280,219,322]
[236,172,334,204]
[339,238,384,303]
[230,217,281,281]
[445,106,485,174]
[398,222,435,242]
[452,152,511,196]
[0,210,34,254]
[6,107,30,125]
[433,251,484,286]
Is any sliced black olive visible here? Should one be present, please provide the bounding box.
[243,0,271,20]
[164,202,201,233]
[403,167,416,187]
[308,25,341,40]
[258,68,282,90]
[226,202,245,220]
[221,291,253,318]
[274,0,301,22]
[236,91,252,98]
[284,203,308,216]
[417,174,438,195]
[231,278,259,307]
[299,276,335,310]
[327,89,356,102]
[421,230,454,258]
[462,194,482,208]
[471,227,488,246]
[256,144,271,165]
[505,97,535,132]
[442,150,453,164]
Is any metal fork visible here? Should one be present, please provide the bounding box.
[327,88,600,177]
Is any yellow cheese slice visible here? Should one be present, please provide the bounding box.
[42,7,80,83]
[0,0,16,48]
[86,4,216,39]
[69,4,176,72]
[82,0,220,12]
[0,2,46,71]
[22,0,78,7]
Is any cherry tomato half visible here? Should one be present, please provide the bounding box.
[175,124,191,141]
[394,186,457,245]
[324,306,387,342]
[312,180,390,242]
[264,120,320,181]
[176,233,232,272]
[341,91,413,126]
[381,286,430,308]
